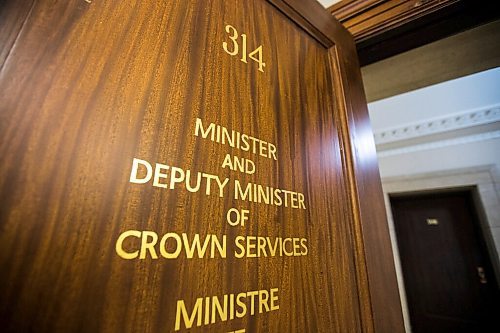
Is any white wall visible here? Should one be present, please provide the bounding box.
[369,67,500,130]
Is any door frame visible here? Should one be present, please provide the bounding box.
[381,165,500,331]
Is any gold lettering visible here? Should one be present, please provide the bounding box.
[257,185,269,204]
[185,169,201,193]
[153,163,169,188]
[174,288,279,330]
[236,292,247,318]
[211,235,227,258]
[117,231,227,260]
[298,193,306,209]
[140,231,158,259]
[270,288,279,311]
[283,238,293,256]
[240,134,249,151]
[301,238,308,255]
[234,236,245,258]
[183,233,210,259]
[258,289,270,313]
[221,154,255,175]
[211,295,228,324]
[257,237,267,257]
[194,118,276,159]
[222,24,266,72]
[266,237,279,257]
[234,236,308,258]
[221,154,233,170]
[194,117,216,141]
[268,143,277,160]
[273,188,282,206]
[293,238,301,256]
[115,230,141,259]
[229,294,235,320]
[246,236,257,258]
[246,291,258,316]
[235,180,252,201]
[131,158,229,197]
[203,173,229,197]
[169,166,185,189]
[204,297,210,325]
[159,232,182,259]
[130,158,153,184]
[175,298,203,331]
[233,180,306,210]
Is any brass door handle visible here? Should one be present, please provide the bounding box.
[477,266,488,284]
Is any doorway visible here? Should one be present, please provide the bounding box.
[391,190,499,332]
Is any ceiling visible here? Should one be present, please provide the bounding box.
[317,0,500,101]
[362,20,500,102]
[326,0,500,66]
[317,0,342,7]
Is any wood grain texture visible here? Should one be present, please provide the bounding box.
[0,0,35,68]
[0,0,403,332]
[268,0,350,48]
[331,37,405,332]
[329,0,459,42]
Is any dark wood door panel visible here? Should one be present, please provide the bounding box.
[0,1,366,332]
[391,191,499,333]
[0,0,35,68]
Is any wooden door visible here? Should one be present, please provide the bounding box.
[0,0,403,332]
[391,191,500,333]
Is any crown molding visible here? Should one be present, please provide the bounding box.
[374,104,500,145]
[377,130,500,157]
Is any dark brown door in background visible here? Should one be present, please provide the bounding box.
[391,190,500,333]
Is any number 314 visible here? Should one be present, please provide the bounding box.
[222,24,266,73]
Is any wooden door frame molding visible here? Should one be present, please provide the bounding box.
[267,1,404,332]
[327,0,500,66]
[328,0,460,43]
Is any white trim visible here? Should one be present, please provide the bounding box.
[374,104,500,144]
[378,130,500,157]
